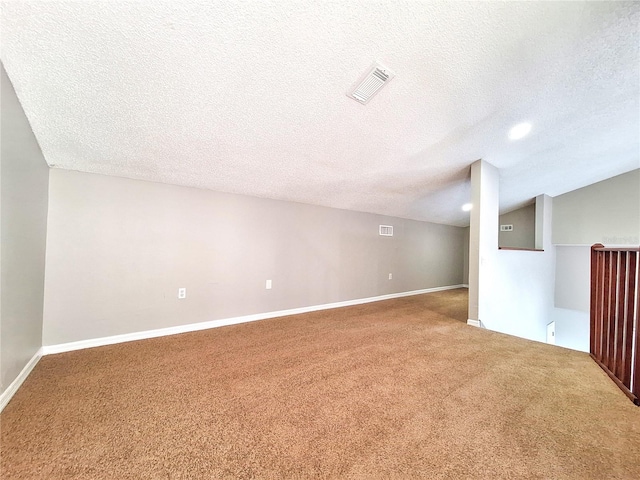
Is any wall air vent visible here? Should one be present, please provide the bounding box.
[348,63,395,104]
[379,225,393,236]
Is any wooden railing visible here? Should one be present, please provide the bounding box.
[590,244,640,405]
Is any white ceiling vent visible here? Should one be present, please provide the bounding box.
[379,225,394,236]
[348,64,395,104]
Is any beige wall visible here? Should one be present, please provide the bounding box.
[555,246,590,313]
[462,227,469,285]
[1,65,49,393]
[551,171,639,353]
[43,169,465,345]
[553,169,639,246]
[499,203,535,249]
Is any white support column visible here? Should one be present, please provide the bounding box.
[468,159,499,326]
[535,193,552,251]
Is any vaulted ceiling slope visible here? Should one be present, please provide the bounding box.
[1,1,638,226]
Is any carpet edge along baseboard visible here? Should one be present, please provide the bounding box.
[0,348,43,412]
[0,285,466,413]
[42,284,467,355]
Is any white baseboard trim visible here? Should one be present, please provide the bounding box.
[462,284,469,288]
[467,319,482,328]
[0,348,43,413]
[42,284,466,355]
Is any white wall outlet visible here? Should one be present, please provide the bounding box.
[388,273,393,280]
[178,287,186,299]
[500,224,514,232]
[266,279,272,290]
[546,321,555,344]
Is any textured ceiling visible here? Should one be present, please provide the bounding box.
[1,1,638,226]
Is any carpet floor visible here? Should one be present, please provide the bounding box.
[1,288,639,479]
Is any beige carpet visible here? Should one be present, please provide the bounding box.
[1,288,639,479]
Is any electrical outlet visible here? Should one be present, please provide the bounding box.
[546,321,555,344]
[178,288,186,299]
[388,273,393,280]
[266,279,272,290]
[500,224,514,232]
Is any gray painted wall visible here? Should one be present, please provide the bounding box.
[553,246,590,352]
[553,169,639,246]
[499,203,535,249]
[551,171,639,353]
[43,169,465,345]
[1,65,49,394]
[555,246,590,313]
[462,227,469,285]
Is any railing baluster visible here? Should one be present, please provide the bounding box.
[597,250,605,361]
[591,245,602,359]
[617,252,631,387]
[606,251,615,366]
[590,245,640,405]
[611,252,621,375]
[629,251,638,399]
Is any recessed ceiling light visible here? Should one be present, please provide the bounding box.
[462,203,473,212]
[508,122,532,140]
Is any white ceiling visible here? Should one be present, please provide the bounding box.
[1,1,638,226]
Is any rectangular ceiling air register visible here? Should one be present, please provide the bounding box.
[348,63,395,104]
